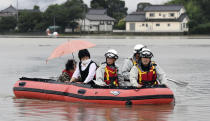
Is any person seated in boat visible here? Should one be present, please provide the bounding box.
[57,59,76,82]
[94,49,124,87]
[70,49,97,86]
[130,48,167,88]
[121,44,146,86]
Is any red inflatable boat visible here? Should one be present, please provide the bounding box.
[13,77,174,105]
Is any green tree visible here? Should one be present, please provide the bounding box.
[166,0,210,34]
[90,0,127,24]
[44,0,85,32]
[18,9,43,32]
[136,2,151,12]
[91,0,107,8]
[115,19,125,30]
[0,16,17,32]
[43,4,67,31]
[33,5,40,11]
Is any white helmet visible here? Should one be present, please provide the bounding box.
[140,48,153,58]
[133,44,146,53]
[105,49,118,59]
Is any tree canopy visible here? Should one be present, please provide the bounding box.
[166,0,210,34]
[136,2,151,12]
[1,0,86,33]
[90,0,127,26]
[0,16,17,32]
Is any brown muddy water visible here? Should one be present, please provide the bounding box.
[0,36,210,121]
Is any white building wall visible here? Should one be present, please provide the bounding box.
[99,24,113,31]
[146,11,180,19]
[179,8,186,16]
[152,22,181,32]
[126,22,130,31]
[181,17,189,32]
[126,21,188,32]
[78,19,115,32]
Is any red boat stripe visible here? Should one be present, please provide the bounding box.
[13,87,174,101]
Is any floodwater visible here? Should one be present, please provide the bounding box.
[0,36,210,121]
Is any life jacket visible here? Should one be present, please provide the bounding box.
[62,69,74,78]
[136,61,158,86]
[79,60,96,83]
[104,65,119,86]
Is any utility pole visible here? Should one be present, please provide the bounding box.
[16,0,19,30]
[53,16,56,32]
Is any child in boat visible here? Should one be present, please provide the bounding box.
[57,59,76,82]
[70,49,97,86]
[129,48,167,88]
[95,49,124,87]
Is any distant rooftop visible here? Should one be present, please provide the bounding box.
[125,14,146,22]
[0,5,40,13]
[87,9,107,15]
[125,13,188,22]
[1,5,17,13]
[86,9,115,21]
[144,5,184,12]
[129,11,145,15]
[86,14,115,21]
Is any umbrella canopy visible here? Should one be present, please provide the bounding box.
[47,40,96,61]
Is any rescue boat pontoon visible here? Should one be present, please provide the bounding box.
[13,77,174,105]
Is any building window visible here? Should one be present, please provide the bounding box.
[156,24,160,27]
[146,24,148,27]
[168,23,170,27]
[169,13,174,17]
[149,13,155,17]
[159,13,161,16]
[142,24,145,26]
[100,21,104,25]
[90,26,92,29]
[163,14,166,18]
[183,23,186,28]
[107,21,111,25]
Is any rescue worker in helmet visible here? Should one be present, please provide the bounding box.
[121,44,146,85]
[130,48,167,88]
[70,49,97,86]
[94,49,124,87]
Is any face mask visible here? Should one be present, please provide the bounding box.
[82,59,90,65]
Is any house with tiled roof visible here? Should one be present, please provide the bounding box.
[0,5,40,18]
[0,5,17,17]
[125,5,189,32]
[78,9,115,32]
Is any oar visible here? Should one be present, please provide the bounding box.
[167,78,188,87]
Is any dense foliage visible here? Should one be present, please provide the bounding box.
[0,0,85,33]
[1,0,210,34]
[90,0,127,29]
[136,3,151,12]
[44,0,85,32]
[0,16,17,32]
[166,0,210,34]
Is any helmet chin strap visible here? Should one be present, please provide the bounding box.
[106,58,115,67]
[140,61,151,71]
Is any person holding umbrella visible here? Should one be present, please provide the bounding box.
[70,49,97,86]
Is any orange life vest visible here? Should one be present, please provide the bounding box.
[137,62,157,86]
[104,65,119,86]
